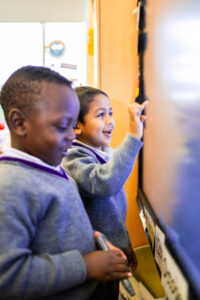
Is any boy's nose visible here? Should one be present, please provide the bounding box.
[66,128,76,141]
[105,115,113,124]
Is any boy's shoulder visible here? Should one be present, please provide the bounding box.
[0,157,70,188]
[69,142,99,158]
[0,157,80,209]
[67,142,107,165]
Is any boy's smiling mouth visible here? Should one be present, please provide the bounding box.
[102,129,113,136]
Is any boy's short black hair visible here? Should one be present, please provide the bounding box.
[0,65,72,122]
[75,86,108,124]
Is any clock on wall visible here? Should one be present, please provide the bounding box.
[48,40,65,58]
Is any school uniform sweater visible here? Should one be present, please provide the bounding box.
[0,156,97,300]
[63,133,143,250]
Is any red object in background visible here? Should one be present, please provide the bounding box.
[0,123,5,130]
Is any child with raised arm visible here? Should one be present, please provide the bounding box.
[0,67,131,300]
[63,87,148,273]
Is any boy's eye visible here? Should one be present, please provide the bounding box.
[56,125,68,132]
[109,111,113,117]
[97,112,104,118]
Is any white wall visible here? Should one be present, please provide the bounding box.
[0,0,88,22]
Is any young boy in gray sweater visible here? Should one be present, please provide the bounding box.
[63,86,148,273]
[0,66,131,300]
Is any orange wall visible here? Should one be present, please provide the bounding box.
[96,0,148,247]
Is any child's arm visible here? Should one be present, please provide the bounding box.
[0,173,95,299]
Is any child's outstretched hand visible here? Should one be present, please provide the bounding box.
[128,100,148,140]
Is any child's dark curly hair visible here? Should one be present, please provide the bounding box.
[0,65,72,123]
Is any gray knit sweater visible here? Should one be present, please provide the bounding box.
[63,134,143,250]
[0,157,97,300]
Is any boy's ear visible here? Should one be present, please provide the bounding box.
[74,121,82,135]
[8,108,27,136]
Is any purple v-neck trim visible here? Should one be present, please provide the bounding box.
[72,141,106,164]
[0,156,69,180]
